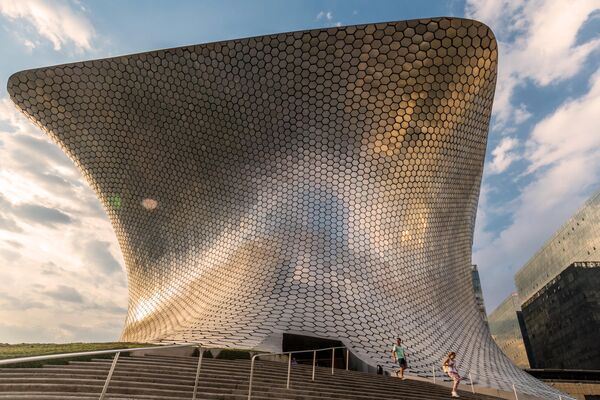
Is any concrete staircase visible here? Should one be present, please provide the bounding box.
[0,354,502,399]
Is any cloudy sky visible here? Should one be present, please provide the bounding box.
[0,0,599,343]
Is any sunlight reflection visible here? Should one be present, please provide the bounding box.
[141,198,158,210]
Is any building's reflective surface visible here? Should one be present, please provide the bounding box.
[471,264,487,321]
[487,294,530,368]
[515,191,600,303]
[8,17,556,396]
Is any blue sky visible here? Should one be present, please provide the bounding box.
[0,0,599,343]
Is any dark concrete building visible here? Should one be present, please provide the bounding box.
[515,191,600,305]
[490,189,600,375]
[522,261,600,370]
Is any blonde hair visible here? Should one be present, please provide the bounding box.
[443,352,456,366]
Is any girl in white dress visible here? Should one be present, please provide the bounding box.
[443,352,461,398]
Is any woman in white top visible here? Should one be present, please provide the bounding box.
[443,352,461,398]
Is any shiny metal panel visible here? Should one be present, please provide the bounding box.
[7,17,555,396]
[488,294,530,368]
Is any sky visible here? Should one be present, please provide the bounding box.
[0,0,599,344]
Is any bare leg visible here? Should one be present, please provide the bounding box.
[400,366,406,379]
[452,377,460,397]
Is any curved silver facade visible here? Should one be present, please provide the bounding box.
[8,17,556,396]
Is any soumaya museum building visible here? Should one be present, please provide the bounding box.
[8,17,560,398]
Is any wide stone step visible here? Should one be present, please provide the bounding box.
[0,392,294,400]
[0,354,501,400]
[1,370,486,400]
[76,357,435,391]
[0,375,488,400]
[0,394,99,400]
[0,383,101,393]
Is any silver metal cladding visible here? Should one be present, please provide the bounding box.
[7,17,558,397]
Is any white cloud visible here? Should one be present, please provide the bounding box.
[0,319,125,343]
[0,96,127,343]
[467,0,600,127]
[473,184,494,252]
[488,137,519,174]
[474,69,600,310]
[513,104,532,124]
[316,11,333,21]
[469,0,600,310]
[316,10,341,26]
[21,37,37,51]
[465,0,527,37]
[0,97,32,134]
[526,69,600,173]
[474,155,597,309]
[0,0,95,51]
